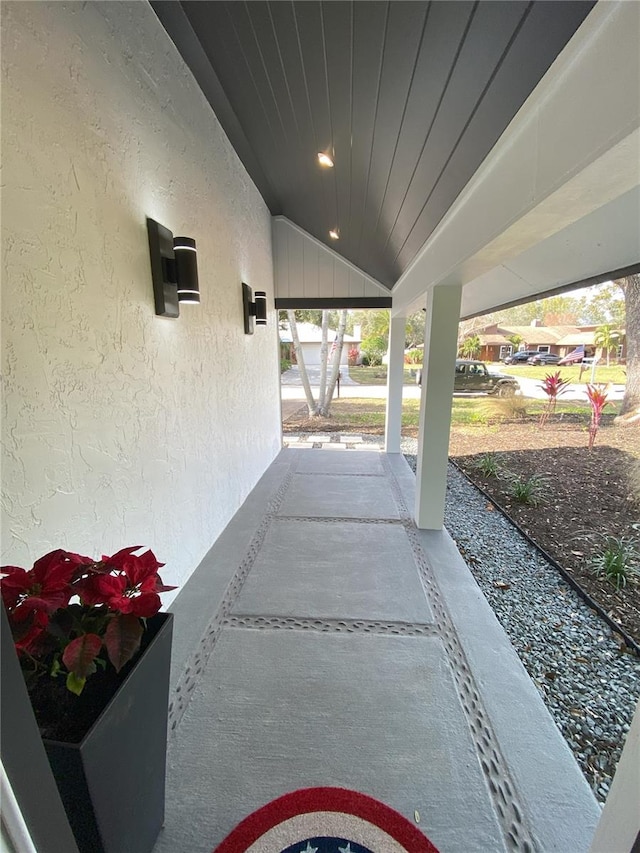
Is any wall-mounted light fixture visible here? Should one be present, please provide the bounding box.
[242,283,267,335]
[147,218,200,317]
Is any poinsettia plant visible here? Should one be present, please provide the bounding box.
[1,546,175,695]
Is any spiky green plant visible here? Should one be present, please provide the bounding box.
[474,453,502,478]
[507,474,547,506]
[589,536,640,590]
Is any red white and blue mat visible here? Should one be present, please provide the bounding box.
[213,787,440,853]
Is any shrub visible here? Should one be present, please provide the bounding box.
[586,384,612,449]
[473,453,503,477]
[482,396,529,422]
[539,371,571,426]
[404,348,423,365]
[280,358,291,373]
[507,474,547,506]
[348,347,359,366]
[589,536,640,590]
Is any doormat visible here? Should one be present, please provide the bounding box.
[213,787,440,853]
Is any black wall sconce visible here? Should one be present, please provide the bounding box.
[242,283,267,334]
[147,218,200,318]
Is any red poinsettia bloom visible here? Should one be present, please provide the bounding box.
[77,547,175,616]
[1,550,79,621]
[13,610,50,654]
[1,544,175,695]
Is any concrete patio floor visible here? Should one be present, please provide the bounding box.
[153,448,600,853]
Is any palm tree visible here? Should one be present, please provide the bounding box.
[459,334,481,359]
[594,324,622,367]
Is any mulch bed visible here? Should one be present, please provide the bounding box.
[450,415,640,646]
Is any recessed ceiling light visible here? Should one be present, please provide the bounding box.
[329,229,339,240]
[317,152,334,168]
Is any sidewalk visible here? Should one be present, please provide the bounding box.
[153,448,599,853]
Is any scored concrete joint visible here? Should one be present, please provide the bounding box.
[158,448,599,853]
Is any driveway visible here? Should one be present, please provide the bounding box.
[281,366,421,400]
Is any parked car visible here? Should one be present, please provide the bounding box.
[527,352,561,365]
[503,350,539,364]
[416,360,519,396]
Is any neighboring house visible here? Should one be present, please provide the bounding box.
[473,322,626,362]
[279,322,361,366]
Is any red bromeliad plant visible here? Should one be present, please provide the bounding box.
[1,546,175,696]
[539,371,571,426]
[586,384,611,450]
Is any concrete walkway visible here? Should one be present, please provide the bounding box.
[153,448,600,853]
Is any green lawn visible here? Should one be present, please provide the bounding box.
[497,363,626,384]
[300,395,618,436]
[319,398,421,431]
[347,365,417,385]
[448,396,605,425]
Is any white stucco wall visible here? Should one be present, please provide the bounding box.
[1,1,281,599]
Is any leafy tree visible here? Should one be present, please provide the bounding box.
[361,334,387,366]
[507,334,523,348]
[351,308,389,341]
[578,283,626,326]
[614,275,639,420]
[594,324,622,367]
[286,309,348,417]
[405,310,426,349]
[492,295,581,326]
[459,335,481,359]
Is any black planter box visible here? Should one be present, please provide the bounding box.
[43,612,173,853]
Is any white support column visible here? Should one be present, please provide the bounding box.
[415,284,462,529]
[589,699,640,853]
[384,314,406,453]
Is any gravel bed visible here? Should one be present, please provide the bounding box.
[402,438,640,805]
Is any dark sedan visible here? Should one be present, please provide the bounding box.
[527,352,561,365]
[503,350,539,364]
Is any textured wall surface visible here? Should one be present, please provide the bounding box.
[1,1,281,598]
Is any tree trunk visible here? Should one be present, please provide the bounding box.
[319,310,348,416]
[318,310,329,412]
[615,275,640,421]
[287,310,317,415]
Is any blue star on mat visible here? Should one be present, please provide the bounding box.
[283,840,373,853]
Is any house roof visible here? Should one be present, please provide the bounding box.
[497,325,582,344]
[556,332,597,346]
[474,324,616,348]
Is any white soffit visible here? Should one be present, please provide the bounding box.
[272,216,388,301]
[461,185,640,318]
[391,0,640,317]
